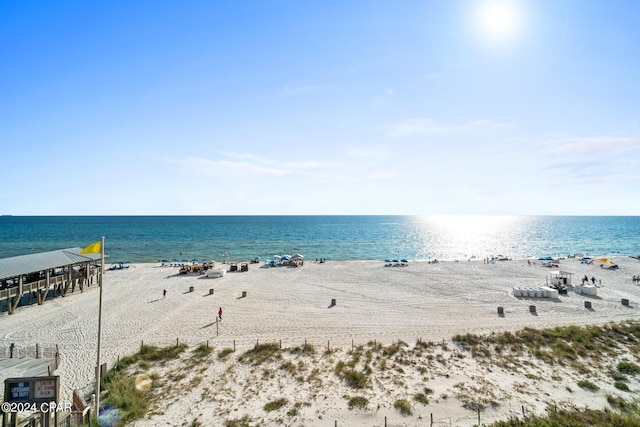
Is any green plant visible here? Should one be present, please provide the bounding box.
[348,396,369,409]
[577,379,599,391]
[264,398,288,412]
[414,393,429,405]
[240,343,282,365]
[394,399,412,416]
[343,370,368,388]
[617,360,640,375]
[192,343,213,359]
[218,348,234,359]
[614,381,630,392]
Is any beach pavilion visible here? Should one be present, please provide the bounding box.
[0,248,102,315]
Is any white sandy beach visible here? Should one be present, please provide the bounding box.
[2,256,640,425]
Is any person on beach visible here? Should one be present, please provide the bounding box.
[218,307,223,321]
[163,289,167,299]
[591,276,596,285]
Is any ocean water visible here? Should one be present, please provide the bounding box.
[0,216,639,263]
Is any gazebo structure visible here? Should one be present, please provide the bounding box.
[0,248,102,315]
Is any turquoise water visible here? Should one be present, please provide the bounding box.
[0,216,638,263]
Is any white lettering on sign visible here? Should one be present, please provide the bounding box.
[34,380,56,399]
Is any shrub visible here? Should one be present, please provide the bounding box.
[577,380,599,391]
[394,399,412,416]
[264,398,288,412]
[617,360,640,375]
[414,393,429,405]
[614,381,630,392]
[343,370,368,388]
[348,396,369,409]
[218,348,234,360]
[192,344,213,359]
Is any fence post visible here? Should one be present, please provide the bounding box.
[141,340,143,352]
[176,338,179,346]
[522,405,525,419]
[430,413,433,426]
[384,416,387,426]
[327,340,330,353]
[10,343,14,358]
[233,340,236,352]
[36,343,39,359]
[478,407,480,426]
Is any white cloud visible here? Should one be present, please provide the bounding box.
[387,118,514,137]
[165,152,345,179]
[550,135,640,156]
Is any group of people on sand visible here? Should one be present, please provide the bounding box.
[582,275,602,286]
[633,275,640,284]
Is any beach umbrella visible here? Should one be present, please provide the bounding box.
[392,259,399,263]
[596,257,613,264]
[281,255,291,261]
[292,253,304,260]
[272,255,281,260]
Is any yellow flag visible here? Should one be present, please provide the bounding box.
[80,240,101,254]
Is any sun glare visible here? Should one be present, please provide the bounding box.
[473,0,523,45]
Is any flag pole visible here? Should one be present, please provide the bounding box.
[95,236,105,416]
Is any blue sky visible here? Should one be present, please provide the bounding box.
[1,0,638,215]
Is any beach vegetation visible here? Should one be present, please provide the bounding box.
[394,399,412,416]
[577,379,599,391]
[489,399,640,426]
[224,415,253,426]
[343,370,368,389]
[614,381,630,392]
[192,343,213,359]
[617,360,640,375]
[289,342,316,356]
[414,392,429,405]
[218,348,234,360]
[239,342,282,365]
[347,395,369,409]
[264,397,288,412]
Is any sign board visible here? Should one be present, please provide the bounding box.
[8,381,30,401]
[4,376,59,404]
[34,379,56,399]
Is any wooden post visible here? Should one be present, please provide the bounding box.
[351,339,354,352]
[216,319,219,336]
[327,340,330,352]
[478,408,480,426]
[206,340,209,348]
[233,340,236,352]
[430,413,433,426]
[384,416,387,426]
[176,338,179,346]
[279,340,282,349]
[141,340,143,352]
[36,343,39,359]
[522,405,525,419]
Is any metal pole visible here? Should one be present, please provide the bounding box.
[95,236,105,414]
